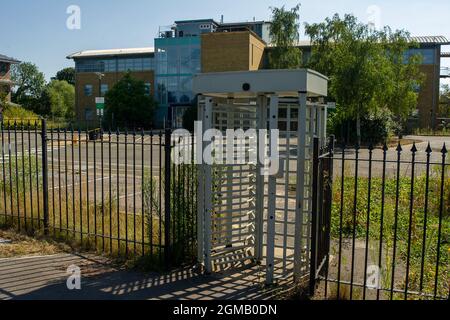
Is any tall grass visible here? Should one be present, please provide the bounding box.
[330,164,450,299]
[0,150,197,270]
[141,164,197,267]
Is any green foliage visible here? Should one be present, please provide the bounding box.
[3,103,39,123]
[11,62,46,108]
[142,163,197,267]
[105,73,156,128]
[381,28,424,124]
[331,167,450,297]
[53,67,75,86]
[439,85,450,123]
[45,80,75,119]
[441,84,450,103]
[306,15,388,118]
[329,106,397,145]
[306,14,424,141]
[0,92,7,110]
[268,4,302,69]
[0,153,40,197]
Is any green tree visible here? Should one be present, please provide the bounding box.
[439,84,450,120]
[268,4,302,69]
[53,67,75,86]
[306,14,389,144]
[0,92,7,109]
[105,73,156,128]
[11,62,46,107]
[45,80,75,119]
[381,28,424,132]
[305,14,410,144]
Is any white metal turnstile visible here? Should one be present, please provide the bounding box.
[194,69,329,285]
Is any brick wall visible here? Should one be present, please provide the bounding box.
[201,31,266,73]
[416,64,439,128]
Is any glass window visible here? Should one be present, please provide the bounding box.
[404,48,436,65]
[101,84,109,96]
[179,77,192,91]
[167,77,178,103]
[85,108,95,121]
[84,84,93,96]
[157,78,168,105]
[76,56,154,73]
[155,38,201,108]
[143,58,153,71]
[167,49,179,74]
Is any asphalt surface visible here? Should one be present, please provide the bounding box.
[0,132,166,212]
[331,135,450,178]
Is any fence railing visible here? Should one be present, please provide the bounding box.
[0,119,197,270]
[312,138,450,300]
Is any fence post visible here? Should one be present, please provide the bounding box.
[164,127,172,268]
[323,135,335,284]
[41,119,49,235]
[325,135,335,250]
[309,136,320,296]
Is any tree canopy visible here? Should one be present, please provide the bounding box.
[381,28,424,123]
[104,73,156,128]
[268,4,302,69]
[11,62,46,108]
[439,84,450,119]
[305,14,424,142]
[53,67,75,86]
[45,80,75,119]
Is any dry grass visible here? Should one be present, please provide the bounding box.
[386,137,422,148]
[0,228,70,258]
[0,171,167,269]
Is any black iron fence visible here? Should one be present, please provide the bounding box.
[0,119,197,269]
[311,137,450,300]
[2,118,449,298]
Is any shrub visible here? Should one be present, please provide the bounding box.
[3,103,40,126]
[329,107,397,145]
[142,163,197,267]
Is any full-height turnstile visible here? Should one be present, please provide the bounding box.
[193,69,329,284]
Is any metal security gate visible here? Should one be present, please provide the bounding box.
[193,68,330,285]
[265,98,328,284]
[309,136,335,294]
[197,97,259,273]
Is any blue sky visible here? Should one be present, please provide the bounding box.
[1,0,449,85]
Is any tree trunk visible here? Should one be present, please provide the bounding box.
[356,112,361,146]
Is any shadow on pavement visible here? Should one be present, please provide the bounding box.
[0,253,288,300]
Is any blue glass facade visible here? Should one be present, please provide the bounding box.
[154,37,201,124]
[75,56,155,73]
[404,48,437,64]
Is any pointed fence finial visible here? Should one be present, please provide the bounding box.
[426,142,432,154]
[411,143,417,153]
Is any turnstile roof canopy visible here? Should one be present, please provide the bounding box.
[193,69,328,99]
